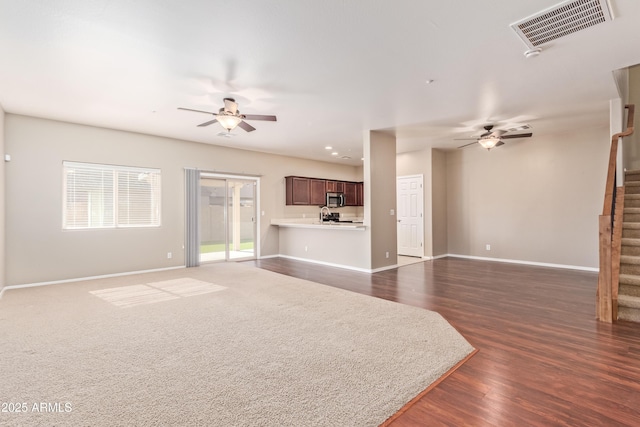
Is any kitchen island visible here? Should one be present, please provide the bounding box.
[270,218,370,271]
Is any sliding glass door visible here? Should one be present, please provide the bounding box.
[199,175,257,262]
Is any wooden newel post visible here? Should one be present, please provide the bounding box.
[597,215,613,322]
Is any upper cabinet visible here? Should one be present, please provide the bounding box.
[356,181,363,206]
[326,180,345,193]
[310,179,327,206]
[344,181,357,206]
[285,176,363,206]
[285,176,311,205]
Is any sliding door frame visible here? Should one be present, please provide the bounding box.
[199,172,261,262]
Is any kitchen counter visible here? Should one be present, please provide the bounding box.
[271,218,366,231]
[271,217,369,271]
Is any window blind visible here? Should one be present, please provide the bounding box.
[63,162,161,229]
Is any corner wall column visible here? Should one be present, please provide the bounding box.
[363,131,397,270]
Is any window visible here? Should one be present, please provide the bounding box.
[63,162,161,229]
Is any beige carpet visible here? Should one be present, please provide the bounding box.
[0,263,474,426]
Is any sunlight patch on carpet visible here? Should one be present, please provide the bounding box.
[89,284,179,308]
[90,278,226,307]
[148,278,227,297]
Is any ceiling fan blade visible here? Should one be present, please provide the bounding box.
[197,118,218,127]
[178,107,215,115]
[237,120,256,132]
[224,98,238,114]
[495,141,505,147]
[501,132,533,139]
[242,114,277,122]
[454,137,480,141]
[457,141,478,149]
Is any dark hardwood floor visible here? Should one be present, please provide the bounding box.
[245,257,640,427]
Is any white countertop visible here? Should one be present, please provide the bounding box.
[271,218,366,230]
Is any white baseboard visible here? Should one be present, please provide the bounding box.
[0,266,187,298]
[371,263,400,273]
[277,255,398,274]
[445,254,598,272]
[269,254,598,274]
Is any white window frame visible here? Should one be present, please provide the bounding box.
[63,161,161,230]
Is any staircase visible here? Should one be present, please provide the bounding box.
[619,170,640,322]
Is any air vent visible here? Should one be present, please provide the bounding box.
[510,0,613,49]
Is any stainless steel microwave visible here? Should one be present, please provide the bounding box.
[326,192,345,208]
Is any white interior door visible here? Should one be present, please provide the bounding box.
[397,175,424,258]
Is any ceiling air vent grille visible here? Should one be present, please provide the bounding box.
[510,0,613,49]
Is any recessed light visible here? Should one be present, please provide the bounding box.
[331,152,338,156]
[325,146,333,150]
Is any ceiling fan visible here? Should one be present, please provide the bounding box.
[178,98,276,133]
[456,125,533,150]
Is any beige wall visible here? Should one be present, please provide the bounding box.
[431,149,448,256]
[5,114,361,286]
[365,131,397,269]
[0,104,4,291]
[446,125,609,269]
[626,65,640,171]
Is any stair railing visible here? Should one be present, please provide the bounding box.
[597,104,635,322]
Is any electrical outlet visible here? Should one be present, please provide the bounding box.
[305,246,308,252]
[385,251,389,258]
[167,252,172,259]
[486,244,491,251]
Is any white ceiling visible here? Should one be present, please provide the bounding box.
[1,0,639,166]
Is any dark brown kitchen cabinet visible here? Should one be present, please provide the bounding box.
[326,180,345,193]
[310,179,327,206]
[285,176,310,205]
[356,182,364,206]
[285,176,363,206]
[344,181,357,206]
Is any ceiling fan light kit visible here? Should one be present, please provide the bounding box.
[456,124,533,150]
[478,137,501,150]
[178,98,276,134]
[216,114,243,131]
